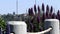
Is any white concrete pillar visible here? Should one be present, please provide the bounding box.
[8,21,27,34]
[44,19,59,34]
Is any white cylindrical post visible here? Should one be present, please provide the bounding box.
[8,21,27,34]
[44,19,59,34]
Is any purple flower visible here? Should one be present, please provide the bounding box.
[50,6,53,13]
[49,13,52,18]
[34,4,37,13]
[28,8,34,16]
[49,6,53,18]
[38,5,40,15]
[37,16,40,23]
[46,12,48,18]
[31,8,34,16]
[46,5,49,12]
[42,13,46,21]
[42,3,45,11]
[46,5,49,18]
[52,13,56,19]
[57,10,60,16]
[56,10,60,19]
[28,8,31,15]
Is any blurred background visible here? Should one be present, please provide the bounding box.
[0,0,60,34]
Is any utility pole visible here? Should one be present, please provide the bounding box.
[35,0,36,5]
[16,0,18,15]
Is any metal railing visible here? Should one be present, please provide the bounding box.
[27,27,52,34]
[0,19,59,34]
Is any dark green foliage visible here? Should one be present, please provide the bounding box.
[0,17,6,30]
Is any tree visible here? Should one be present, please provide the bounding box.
[0,16,6,30]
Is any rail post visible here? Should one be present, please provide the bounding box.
[7,21,27,34]
[44,19,59,34]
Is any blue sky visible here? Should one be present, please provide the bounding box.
[0,0,60,14]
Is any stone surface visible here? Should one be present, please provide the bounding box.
[44,19,59,34]
[8,21,27,34]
